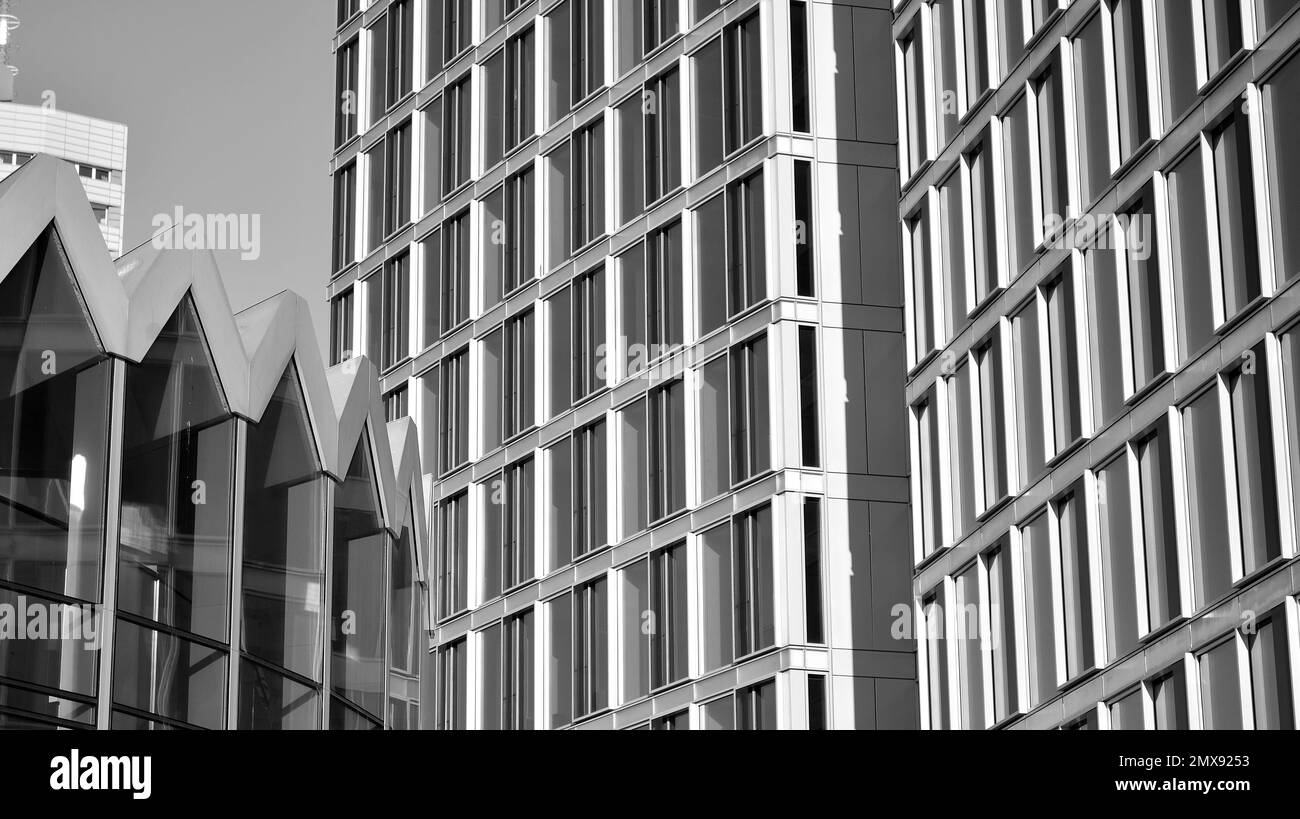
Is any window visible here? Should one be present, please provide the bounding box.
[368,15,388,126]
[507,30,536,152]
[701,524,734,672]
[330,289,354,365]
[574,578,609,719]
[1154,1,1197,128]
[444,0,471,59]
[938,171,966,338]
[794,160,815,297]
[441,211,470,330]
[804,498,825,644]
[484,50,507,170]
[727,170,766,316]
[731,333,770,483]
[1111,0,1152,162]
[1122,192,1165,392]
[967,133,999,305]
[364,142,384,254]
[644,69,681,204]
[696,194,727,336]
[425,0,444,77]
[1203,0,1246,77]
[1167,147,1215,361]
[618,93,645,223]
[974,332,1009,509]
[1281,329,1300,551]
[1109,688,1144,728]
[1056,486,1094,680]
[621,398,649,537]
[387,0,412,107]
[1227,342,1283,574]
[922,590,949,729]
[502,611,535,729]
[418,232,441,347]
[963,0,992,102]
[338,0,359,25]
[574,421,608,557]
[484,457,535,597]
[946,360,976,540]
[734,504,775,657]
[1247,607,1294,729]
[1199,638,1245,729]
[647,221,683,354]
[548,592,573,727]
[621,543,688,701]
[1002,95,1034,273]
[736,679,776,730]
[1044,268,1082,452]
[572,267,606,402]
[987,544,1018,722]
[1183,386,1233,609]
[1012,298,1046,486]
[1209,108,1263,322]
[332,163,356,272]
[548,288,573,417]
[421,98,442,211]
[1073,13,1110,204]
[724,13,762,154]
[1085,229,1125,425]
[906,204,935,364]
[808,674,826,729]
[998,0,1026,74]
[437,491,469,618]
[1265,52,1300,286]
[791,1,811,132]
[953,562,985,729]
[435,638,467,730]
[1135,421,1181,630]
[1020,512,1057,707]
[439,350,469,473]
[648,380,686,521]
[900,28,927,177]
[384,386,407,421]
[913,390,944,560]
[504,310,535,440]
[573,118,605,251]
[485,172,536,310]
[548,0,603,124]
[932,0,960,146]
[1034,52,1069,236]
[381,253,409,370]
[365,273,383,365]
[694,37,725,175]
[547,142,572,269]
[335,38,359,146]
[1096,454,1139,660]
[798,326,820,468]
[443,77,471,194]
[699,355,729,501]
[642,0,678,55]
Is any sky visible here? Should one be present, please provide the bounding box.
[9,0,335,354]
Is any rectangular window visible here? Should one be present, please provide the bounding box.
[1227,342,1283,574]
[938,171,966,339]
[798,326,820,468]
[1151,664,1189,729]
[1034,52,1069,236]
[734,504,775,657]
[914,390,944,560]
[642,0,678,55]
[547,142,572,269]
[332,163,356,273]
[617,94,644,224]
[699,355,729,502]
[1123,193,1165,392]
[963,0,991,102]
[727,170,766,316]
[621,397,648,538]
[330,289,354,366]
[900,28,927,177]
[1203,0,1246,77]
[484,49,507,171]
[1073,13,1110,204]
[572,266,605,402]
[953,562,986,729]
[574,577,609,719]
[481,329,505,452]
[967,134,999,305]
[444,0,471,59]
[572,0,604,103]
[548,0,572,124]
[425,0,444,78]
[546,438,572,572]
[998,0,1026,74]
[648,380,686,521]
[387,0,412,107]
[1044,269,1082,451]
[443,76,471,194]
[1167,147,1215,361]
[932,0,960,146]
[505,168,535,294]
[987,544,1018,722]
[907,205,935,364]
[923,590,949,729]
[644,69,681,205]
[736,679,776,730]
[573,118,605,250]
[1056,486,1094,680]
[365,141,385,254]
[503,610,534,730]
[1183,386,1233,609]
[366,273,382,365]
[504,310,535,440]
[1247,607,1295,729]
[437,492,469,618]
[434,638,466,729]
[794,160,815,297]
[947,361,976,540]
[974,333,1009,509]
[1198,638,1245,729]
[368,15,388,126]
[803,497,824,644]
[808,673,826,729]
[335,39,359,147]
[1265,53,1300,286]
[1282,329,1300,552]
[383,121,411,237]
[1020,512,1057,707]
[482,188,506,311]
[439,349,469,472]
[1135,421,1181,630]
[621,543,688,700]
[647,220,683,353]
[1111,0,1152,162]
[441,211,470,330]
[548,287,572,418]
[701,524,733,671]
[696,194,727,337]
[791,1,811,132]
[507,29,535,152]
[1154,1,1197,128]
[574,420,607,557]
[724,13,762,154]
[548,593,572,727]
[731,333,770,483]
[1209,108,1263,321]
[501,458,536,591]
[1012,298,1046,486]
[1085,230,1125,425]
[1109,688,1144,728]
[421,98,442,211]
[694,37,724,176]
[1097,455,1139,660]
[1002,95,1034,273]
[381,253,409,370]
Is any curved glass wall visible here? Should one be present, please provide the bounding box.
[0,225,109,727]
[330,436,387,729]
[239,363,326,729]
[112,296,234,729]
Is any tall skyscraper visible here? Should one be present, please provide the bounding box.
[899,0,1300,729]
[0,3,129,256]
[330,0,917,729]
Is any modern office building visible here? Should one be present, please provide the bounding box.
[899,0,1300,729]
[329,0,916,729]
[0,7,129,256]
[0,155,429,730]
